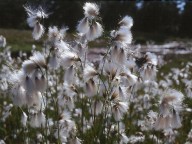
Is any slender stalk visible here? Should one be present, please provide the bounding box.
[45,68,48,144]
[55,71,60,144]
[81,96,84,138]
[44,47,52,144]
[117,121,120,143]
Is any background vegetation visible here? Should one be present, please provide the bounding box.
[0,1,192,37]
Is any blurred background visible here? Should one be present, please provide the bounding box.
[0,0,192,51]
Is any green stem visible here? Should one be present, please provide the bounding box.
[117,121,120,143]
[81,97,84,139]
[55,71,60,144]
[45,68,48,144]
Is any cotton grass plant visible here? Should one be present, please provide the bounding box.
[0,2,191,144]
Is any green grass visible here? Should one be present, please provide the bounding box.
[0,28,38,52]
[1,28,192,53]
[0,29,109,52]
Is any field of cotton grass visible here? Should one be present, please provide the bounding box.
[0,2,192,144]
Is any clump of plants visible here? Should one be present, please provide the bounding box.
[0,2,191,144]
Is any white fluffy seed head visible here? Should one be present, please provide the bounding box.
[83,2,99,19]
[64,65,75,85]
[48,26,68,42]
[59,51,79,69]
[119,15,133,29]
[0,35,6,47]
[29,51,46,69]
[120,133,129,143]
[9,70,26,85]
[32,22,45,40]
[104,61,119,80]
[21,112,28,127]
[161,89,184,107]
[120,68,138,86]
[27,16,37,28]
[110,30,116,37]
[35,75,47,92]
[22,52,46,74]
[55,41,70,52]
[91,100,103,115]
[24,75,36,95]
[112,102,128,122]
[155,116,171,130]
[111,47,127,65]
[155,89,184,130]
[85,21,103,41]
[77,17,90,34]
[115,27,132,45]
[22,60,37,75]
[83,64,98,81]
[26,92,43,110]
[119,86,130,100]
[29,114,39,128]
[146,52,158,66]
[85,79,97,97]
[48,26,59,41]
[24,5,48,18]
[48,53,59,69]
[140,63,157,81]
[24,5,48,27]
[11,85,27,107]
[37,112,46,127]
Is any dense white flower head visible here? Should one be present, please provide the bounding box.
[85,78,97,97]
[0,35,6,47]
[85,21,103,41]
[77,2,103,41]
[9,70,26,85]
[83,64,98,81]
[140,63,157,81]
[160,89,184,111]
[112,101,128,121]
[22,60,37,74]
[29,112,46,128]
[77,17,90,34]
[111,27,132,47]
[111,46,127,65]
[64,65,76,85]
[24,5,48,27]
[24,5,48,40]
[22,52,46,74]
[120,70,138,86]
[59,50,80,68]
[119,15,133,29]
[30,52,46,66]
[48,53,60,69]
[91,100,103,115]
[48,26,68,42]
[146,52,158,66]
[21,112,28,127]
[11,86,27,106]
[83,2,99,19]
[155,89,184,130]
[32,22,45,40]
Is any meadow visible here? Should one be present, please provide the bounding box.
[0,2,192,144]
